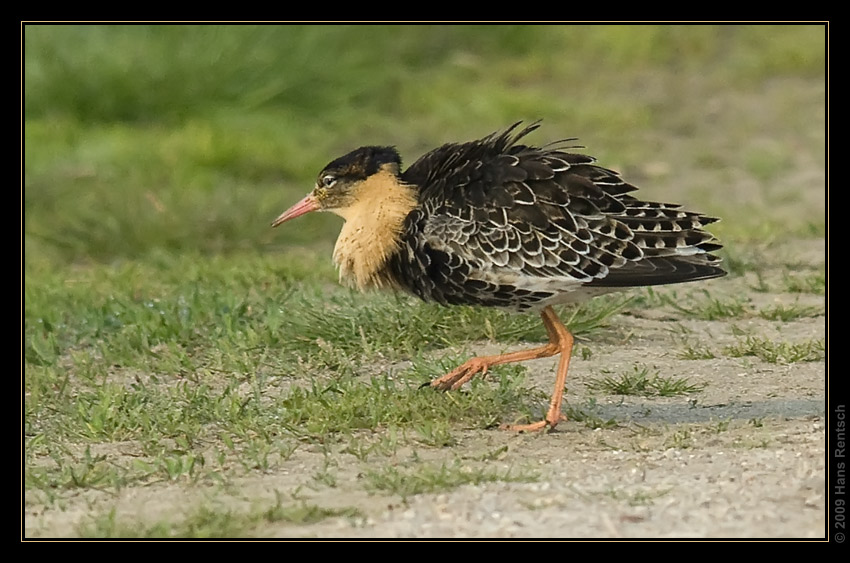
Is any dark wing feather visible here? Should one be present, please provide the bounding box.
[394,123,725,310]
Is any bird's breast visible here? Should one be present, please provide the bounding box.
[333,220,401,291]
[331,172,419,291]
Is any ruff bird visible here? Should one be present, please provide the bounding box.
[272,122,725,431]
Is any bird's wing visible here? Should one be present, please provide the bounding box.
[401,123,724,294]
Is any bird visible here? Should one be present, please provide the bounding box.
[271,122,726,432]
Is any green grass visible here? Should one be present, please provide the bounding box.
[24,251,628,499]
[587,364,706,397]
[677,339,718,360]
[647,289,752,320]
[563,398,620,429]
[723,336,825,364]
[757,303,823,321]
[665,428,694,449]
[24,24,825,265]
[781,272,826,295]
[600,487,673,507]
[678,331,825,363]
[365,459,539,499]
[635,286,825,324]
[24,242,627,503]
[78,497,363,538]
[25,25,824,124]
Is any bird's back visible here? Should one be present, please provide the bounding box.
[389,122,725,311]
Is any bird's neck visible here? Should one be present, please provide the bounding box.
[331,169,418,291]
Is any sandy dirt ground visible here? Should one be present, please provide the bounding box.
[25,239,826,539]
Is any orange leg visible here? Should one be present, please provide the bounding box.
[427,306,574,432]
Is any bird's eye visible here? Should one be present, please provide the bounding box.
[321,174,337,188]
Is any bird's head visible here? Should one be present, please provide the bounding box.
[271,146,402,227]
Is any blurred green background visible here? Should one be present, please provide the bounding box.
[24,24,825,269]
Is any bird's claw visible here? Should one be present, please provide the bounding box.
[500,413,567,433]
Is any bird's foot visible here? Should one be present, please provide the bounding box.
[500,413,567,433]
[425,357,492,391]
